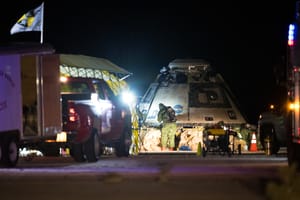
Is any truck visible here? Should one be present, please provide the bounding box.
[60,76,132,162]
[257,108,287,155]
[137,59,255,153]
[0,43,133,167]
[285,2,300,169]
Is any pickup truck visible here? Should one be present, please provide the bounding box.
[60,77,132,162]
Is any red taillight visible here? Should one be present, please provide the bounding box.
[69,116,76,122]
[69,107,79,122]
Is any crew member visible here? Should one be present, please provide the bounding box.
[157,103,177,151]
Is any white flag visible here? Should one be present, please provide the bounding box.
[10,3,44,35]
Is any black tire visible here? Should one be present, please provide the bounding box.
[287,141,298,167]
[71,143,85,162]
[1,137,19,167]
[0,141,4,165]
[287,130,300,170]
[83,129,100,162]
[115,126,131,157]
[285,113,300,170]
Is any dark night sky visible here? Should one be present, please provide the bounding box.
[0,0,298,123]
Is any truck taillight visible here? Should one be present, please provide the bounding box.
[69,107,79,122]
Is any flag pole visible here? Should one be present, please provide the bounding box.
[40,2,44,44]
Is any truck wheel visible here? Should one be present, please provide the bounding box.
[83,130,100,162]
[1,138,19,167]
[0,141,3,165]
[7,138,19,167]
[115,127,131,157]
[287,141,297,166]
[287,134,300,170]
[71,143,85,162]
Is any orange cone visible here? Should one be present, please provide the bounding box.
[249,132,258,152]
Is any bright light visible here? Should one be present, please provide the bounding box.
[56,132,67,142]
[288,24,296,46]
[60,76,68,83]
[91,99,112,116]
[288,40,294,46]
[289,102,300,110]
[69,108,75,114]
[91,93,98,103]
[121,90,136,105]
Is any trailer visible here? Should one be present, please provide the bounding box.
[0,44,59,167]
[0,43,134,167]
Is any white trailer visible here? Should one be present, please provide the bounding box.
[0,44,61,167]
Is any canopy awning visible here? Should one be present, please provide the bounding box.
[59,54,131,76]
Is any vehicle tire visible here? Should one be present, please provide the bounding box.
[287,127,300,170]
[71,142,85,162]
[0,141,4,165]
[271,136,280,154]
[287,141,300,167]
[115,125,131,157]
[1,137,19,167]
[8,138,19,167]
[83,129,100,162]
